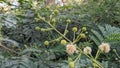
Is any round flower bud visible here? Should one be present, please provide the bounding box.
[115,58,118,60]
[54,9,59,15]
[69,61,74,68]
[35,26,40,31]
[65,30,69,33]
[41,28,45,32]
[44,41,49,46]
[82,27,87,32]
[66,19,71,23]
[61,40,67,45]
[113,49,116,52]
[40,17,45,21]
[80,33,86,38]
[72,27,78,32]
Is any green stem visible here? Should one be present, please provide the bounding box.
[93,59,103,68]
[64,23,68,35]
[73,30,84,43]
[37,12,71,43]
[49,23,68,43]
[0,44,20,55]
[95,49,101,60]
[77,47,103,68]
[49,37,62,42]
[114,50,120,59]
[73,32,75,42]
[38,15,72,43]
[90,54,94,59]
[74,52,81,63]
[47,22,72,42]
[36,11,103,68]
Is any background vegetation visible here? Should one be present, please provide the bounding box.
[0,0,120,68]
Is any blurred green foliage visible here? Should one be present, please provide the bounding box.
[0,0,120,68]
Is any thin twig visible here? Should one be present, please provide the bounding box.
[0,44,20,55]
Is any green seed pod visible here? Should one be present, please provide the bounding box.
[72,27,78,32]
[61,40,67,45]
[35,26,40,31]
[66,19,71,23]
[44,41,49,46]
[80,33,86,38]
[82,27,87,32]
[69,61,74,68]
